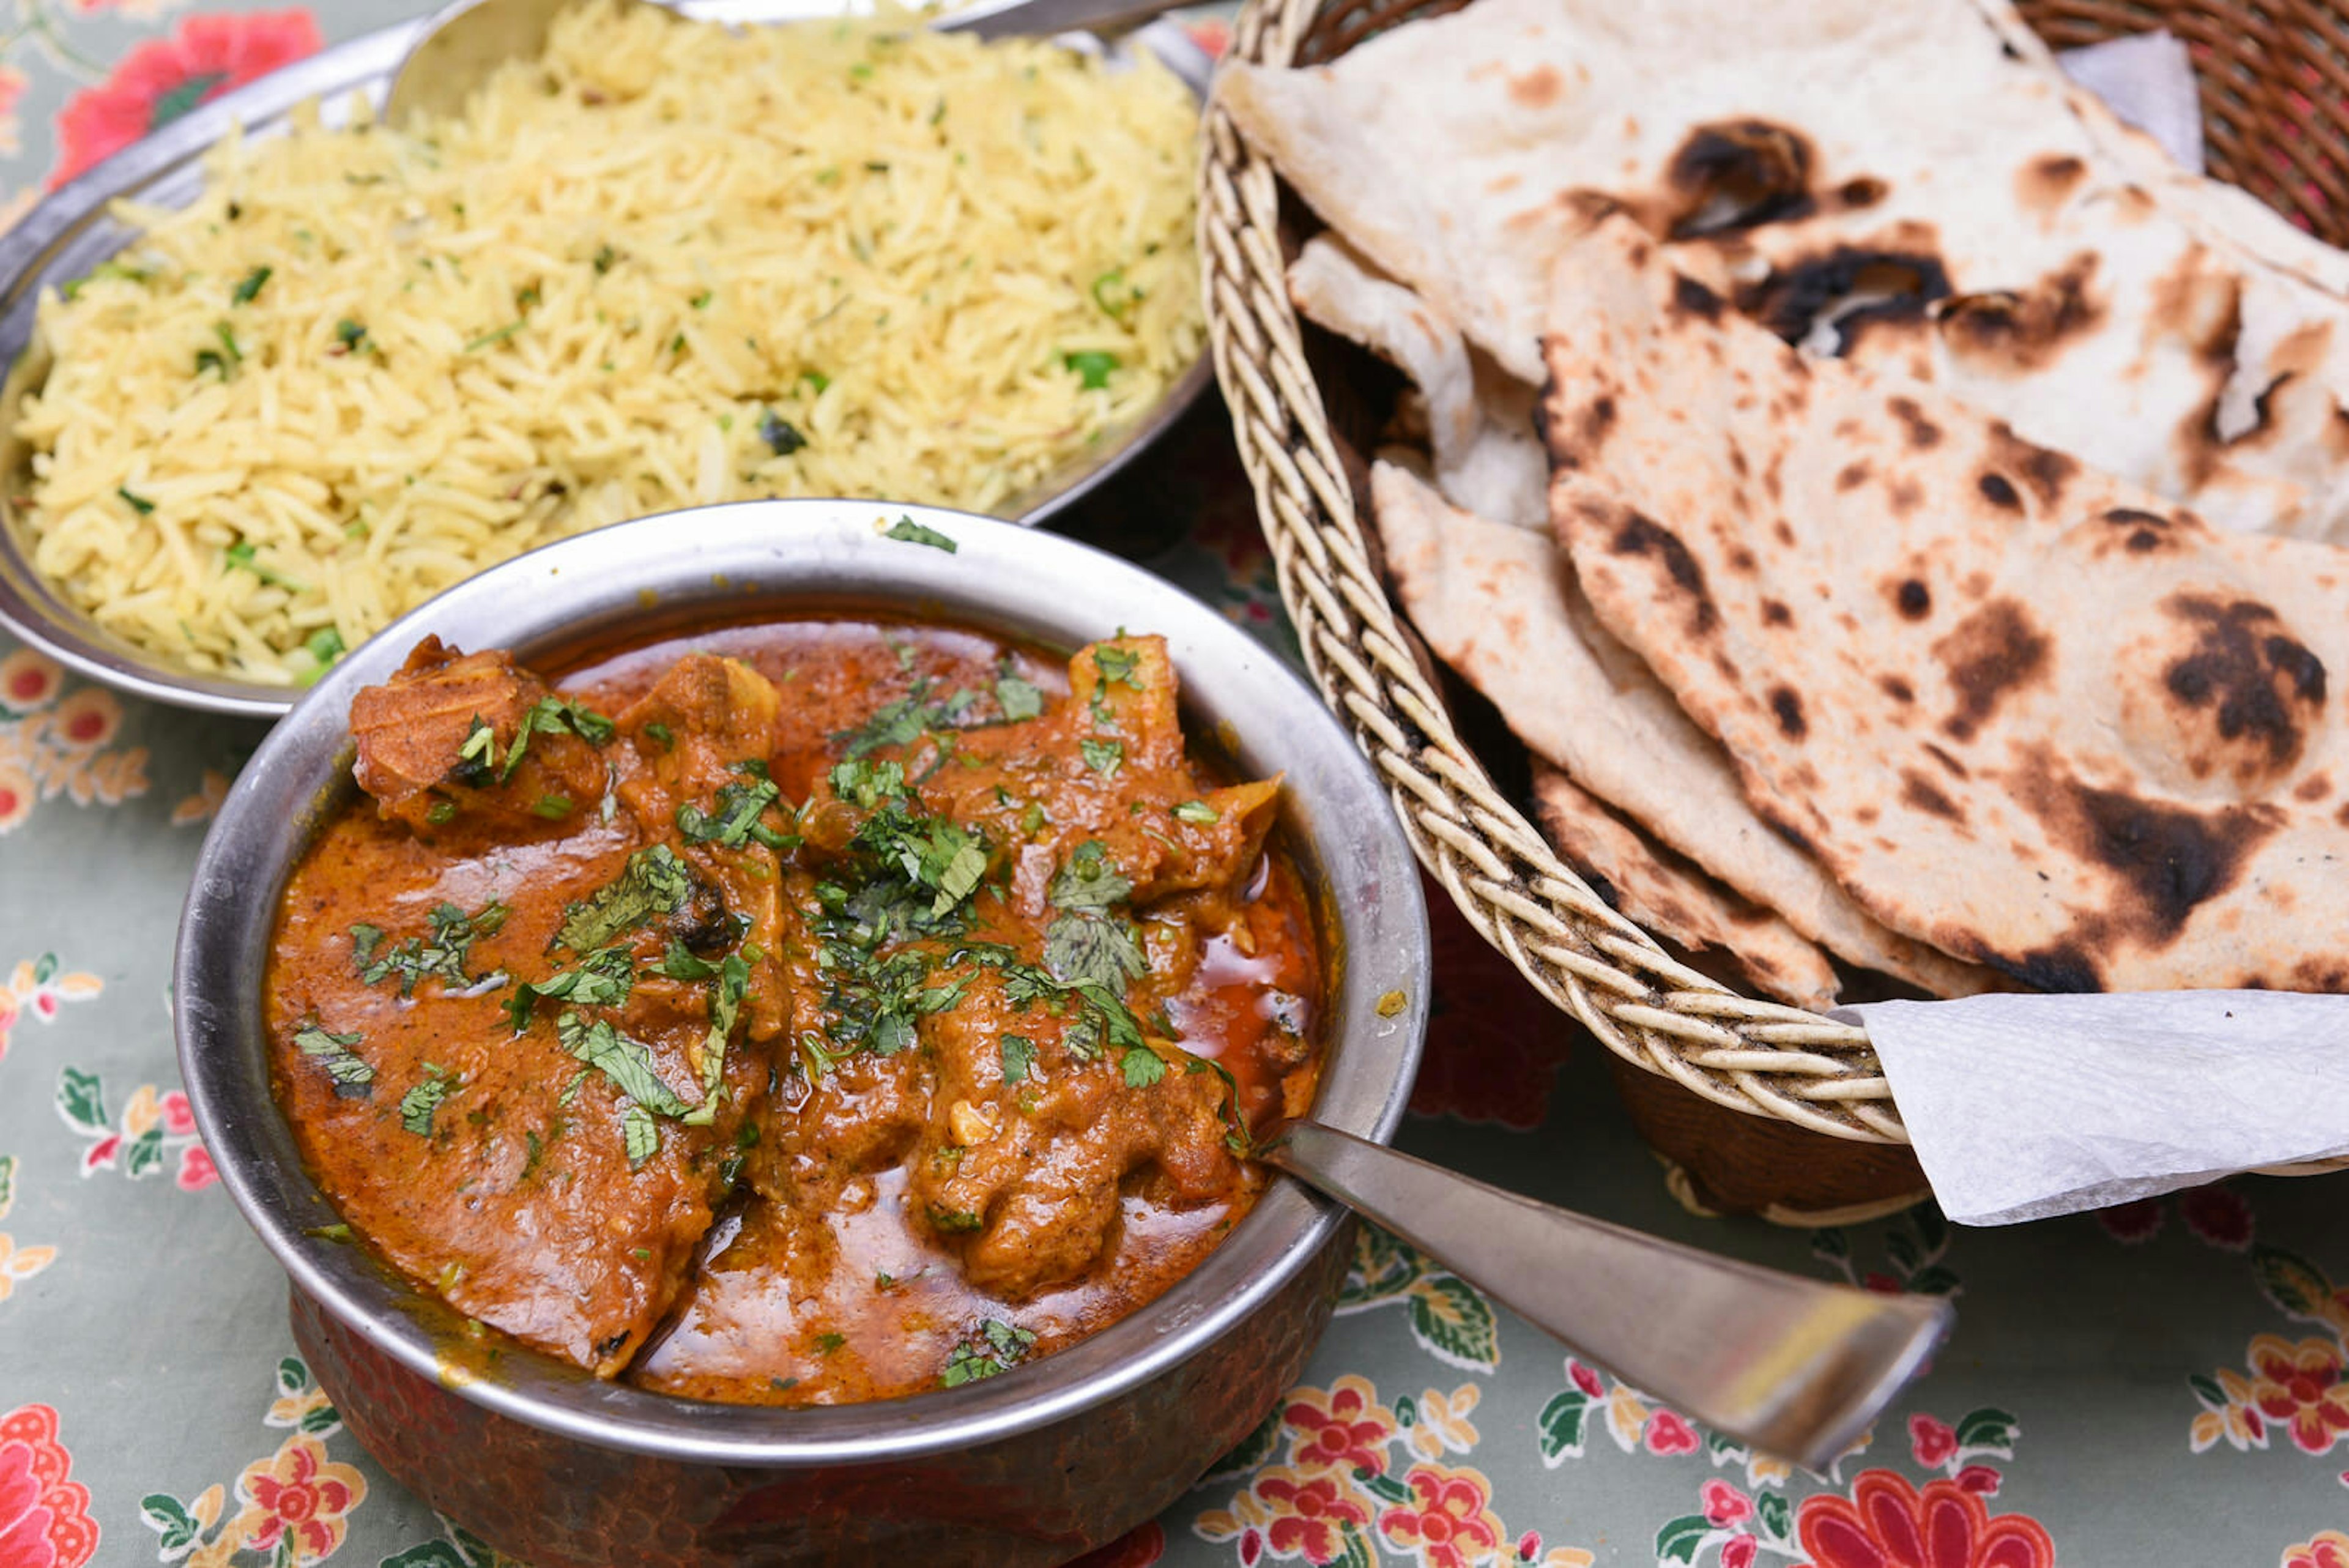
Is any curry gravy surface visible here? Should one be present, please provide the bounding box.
[268,617,1322,1404]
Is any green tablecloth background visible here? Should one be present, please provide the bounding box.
[2,6,2347,1564]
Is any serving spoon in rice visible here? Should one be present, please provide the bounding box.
[387,0,1199,125]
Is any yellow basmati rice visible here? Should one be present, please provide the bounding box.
[11,0,1204,685]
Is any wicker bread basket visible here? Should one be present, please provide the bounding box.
[1198,0,2349,1219]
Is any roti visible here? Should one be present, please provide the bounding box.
[1372,458,1990,997]
[1543,216,2349,992]
[1528,763,1838,1009]
[1219,0,2349,540]
[1291,238,1547,528]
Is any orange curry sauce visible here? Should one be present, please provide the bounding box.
[265,618,1322,1405]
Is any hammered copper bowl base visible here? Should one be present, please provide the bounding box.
[292,1227,1348,1567]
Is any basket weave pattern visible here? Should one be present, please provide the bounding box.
[1199,0,2349,1146]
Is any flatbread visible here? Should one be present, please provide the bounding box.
[1527,762,1839,1009]
[1372,458,1990,997]
[1218,0,2349,540]
[1288,237,1547,528]
[1543,216,2349,993]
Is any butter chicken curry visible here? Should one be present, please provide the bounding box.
[265,617,1323,1404]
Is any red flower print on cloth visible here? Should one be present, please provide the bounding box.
[236,1435,364,1561]
[2180,1185,2255,1251]
[1701,1479,1754,1528]
[2096,1197,2164,1244]
[2095,1184,2254,1250]
[1376,1465,1503,1568]
[0,1405,98,1568]
[1256,1474,1370,1564]
[2249,1335,2349,1454]
[1910,1415,1960,1469]
[1645,1410,1702,1456]
[176,1144,219,1192]
[1284,1379,1396,1477]
[1953,1466,2002,1496]
[53,10,323,186]
[1067,1521,1164,1568]
[1795,1472,2054,1568]
[2287,1529,2349,1568]
[1721,1536,1759,1568]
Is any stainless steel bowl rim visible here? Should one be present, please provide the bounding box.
[0,4,1214,720]
[174,498,1429,1468]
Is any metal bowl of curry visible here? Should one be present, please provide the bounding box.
[174,497,1428,1568]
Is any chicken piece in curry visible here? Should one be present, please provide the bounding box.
[266,619,1323,1403]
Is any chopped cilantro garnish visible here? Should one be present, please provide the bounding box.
[532,794,573,820]
[450,716,497,788]
[813,1331,846,1354]
[621,1104,659,1169]
[1120,1045,1167,1089]
[556,844,692,953]
[678,777,791,850]
[641,720,674,750]
[1000,1034,1035,1086]
[1187,1053,1254,1156]
[499,695,615,782]
[686,953,751,1122]
[928,1206,984,1234]
[831,757,908,809]
[399,1071,453,1137]
[1044,910,1146,994]
[223,541,303,592]
[994,673,1044,722]
[592,243,618,274]
[555,1010,690,1118]
[1093,645,1143,689]
[354,899,505,997]
[1090,269,1140,322]
[941,1318,1036,1385]
[929,834,989,918]
[1062,350,1119,389]
[503,945,634,1031]
[1048,841,1130,910]
[834,678,975,759]
[1173,800,1220,825]
[292,1021,372,1094]
[117,486,155,515]
[882,516,957,552]
[231,266,272,305]
[334,318,368,351]
[658,940,718,981]
[1078,737,1123,776]
[464,321,524,353]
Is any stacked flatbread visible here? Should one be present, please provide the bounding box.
[1220,0,2349,1003]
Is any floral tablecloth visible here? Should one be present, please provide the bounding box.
[4,5,2349,1566]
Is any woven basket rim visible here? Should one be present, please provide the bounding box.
[1197,0,2349,1151]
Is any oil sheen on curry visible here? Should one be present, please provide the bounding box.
[265,617,1323,1405]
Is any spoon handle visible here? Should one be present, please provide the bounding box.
[1259,1122,1951,1471]
[930,0,1196,40]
